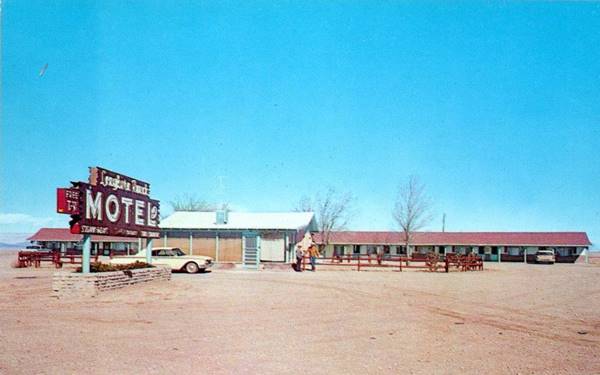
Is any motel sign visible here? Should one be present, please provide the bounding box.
[57,167,160,238]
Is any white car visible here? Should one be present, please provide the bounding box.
[535,250,556,264]
[24,245,50,252]
[110,247,213,273]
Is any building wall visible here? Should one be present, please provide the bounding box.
[219,237,242,262]
[321,243,587,261]
[161,231,243,262]
[192,234,216,258]
[261,232,285,262]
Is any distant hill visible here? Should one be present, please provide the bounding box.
[0,242,28,249]
[0,233,32,250]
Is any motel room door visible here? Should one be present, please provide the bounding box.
[242,231,260,269]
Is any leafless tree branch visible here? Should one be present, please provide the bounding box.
[392,175,433,256]
[294,187,355,248]
[170,194,228,212]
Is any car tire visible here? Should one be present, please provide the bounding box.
[185,262,199,274]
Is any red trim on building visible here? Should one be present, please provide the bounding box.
[27,228,137,243]
[313,231,591,246]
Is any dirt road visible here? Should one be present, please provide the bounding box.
[0,250,598,374]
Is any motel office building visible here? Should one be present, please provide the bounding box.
[158,211,316,264]
[315,231,592,263]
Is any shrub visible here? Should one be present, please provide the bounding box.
[76,261,154,273]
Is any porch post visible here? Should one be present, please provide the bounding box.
[163,233,168,247]
[189,232,193,255]
[242,233,246,264]
[498,247,501,263]
[585,247,589,264]
[257,234,261,263]
[146,239,153,264]
[215,232,220,262]
[523,247,527,263]
[82,234,91,274]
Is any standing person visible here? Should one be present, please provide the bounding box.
[308,243,320,272]
[295,245,304,272]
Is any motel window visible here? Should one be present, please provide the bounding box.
[353,245,360,254]
[507,247,519,256]
[384,246,390,254]
[334,245,346,256]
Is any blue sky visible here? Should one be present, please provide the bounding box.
[2,1,599,246]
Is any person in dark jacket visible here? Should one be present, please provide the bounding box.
[295,245,304,272]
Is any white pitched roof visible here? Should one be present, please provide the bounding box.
[160,211,315,231]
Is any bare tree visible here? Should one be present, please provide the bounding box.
[293,195,313,213]
[170,194,228,212]
[392,176,432,257]
[294,188,354,251]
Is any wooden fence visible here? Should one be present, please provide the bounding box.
[301,253,483,272]
[17,250,99,268]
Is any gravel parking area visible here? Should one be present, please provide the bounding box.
[0,250,599,374]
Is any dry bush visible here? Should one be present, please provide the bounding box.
[76,261,153,273]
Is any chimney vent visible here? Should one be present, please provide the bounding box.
[216,210,228,224]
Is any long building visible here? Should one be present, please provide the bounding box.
[314,231,592,263]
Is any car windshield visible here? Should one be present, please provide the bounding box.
[173,248,186,256]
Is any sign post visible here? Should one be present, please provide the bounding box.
[146,239,153,265]
[82,234,91,274]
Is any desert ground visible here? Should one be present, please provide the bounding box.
[0,250,599,375]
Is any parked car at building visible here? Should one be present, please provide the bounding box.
[535,250,556,264]
[24,245,50,252]
[110,247,213,273]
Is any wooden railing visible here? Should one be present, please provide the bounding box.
[17,250,99,268]
[301,253,483,272]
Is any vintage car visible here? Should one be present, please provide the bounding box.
[535,250,556,264]
[24,245,48,252]
[110,247,213,273]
